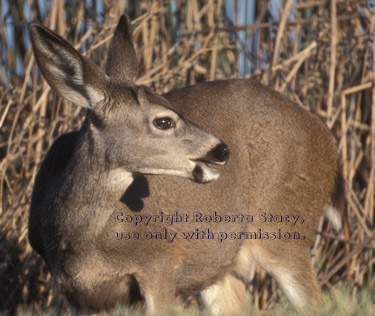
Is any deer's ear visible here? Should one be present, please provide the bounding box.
[105,14,138,82]
[30,24,107,109]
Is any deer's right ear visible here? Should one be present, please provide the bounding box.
[105,14,138,82]
[30,24,107,109]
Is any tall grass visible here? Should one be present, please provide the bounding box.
[0,0,374,314]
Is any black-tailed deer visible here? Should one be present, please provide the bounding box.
[29,14,343,315]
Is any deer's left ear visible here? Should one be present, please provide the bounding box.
[30,23,107,109]
[105,14,138,82]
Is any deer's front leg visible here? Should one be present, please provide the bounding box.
[136,264,181,315]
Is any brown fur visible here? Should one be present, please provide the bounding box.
[28,14,342,315]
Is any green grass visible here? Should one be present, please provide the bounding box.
[264,287,375,316]
[14,286,375,316]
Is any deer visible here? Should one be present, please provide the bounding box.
[28,14,343,316]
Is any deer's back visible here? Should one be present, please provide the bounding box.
[163,78,337,223]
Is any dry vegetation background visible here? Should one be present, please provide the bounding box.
[0,0,374,314]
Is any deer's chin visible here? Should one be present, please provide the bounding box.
[134,161,220,184]
[192,161,220,184]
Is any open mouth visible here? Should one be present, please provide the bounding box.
[189,143,230,184]
[190,159,223,184]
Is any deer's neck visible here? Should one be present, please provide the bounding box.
[71,125,135,198]
[58,125,134,238]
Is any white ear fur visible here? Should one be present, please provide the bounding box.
[30,24,106,109]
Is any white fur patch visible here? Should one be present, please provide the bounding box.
[145,294,155,314]
[201,163,220,183]
[106,169,134,191]
[324,204,342,231]
[135,167,190,178]
[201,284,221,316]
[201,274,248,316]
[86,85,106,106]
[46,64,90,108]
[274,270,306,309]
[233,244,256,282]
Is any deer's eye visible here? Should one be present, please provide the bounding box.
[153,117,176,130]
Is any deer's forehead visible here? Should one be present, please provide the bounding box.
[109,84,178,113]
[141,88,169,106]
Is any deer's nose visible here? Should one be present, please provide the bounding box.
[216,143,230,163]
[204,142,230,165]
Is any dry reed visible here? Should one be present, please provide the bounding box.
[0,0,374,314]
